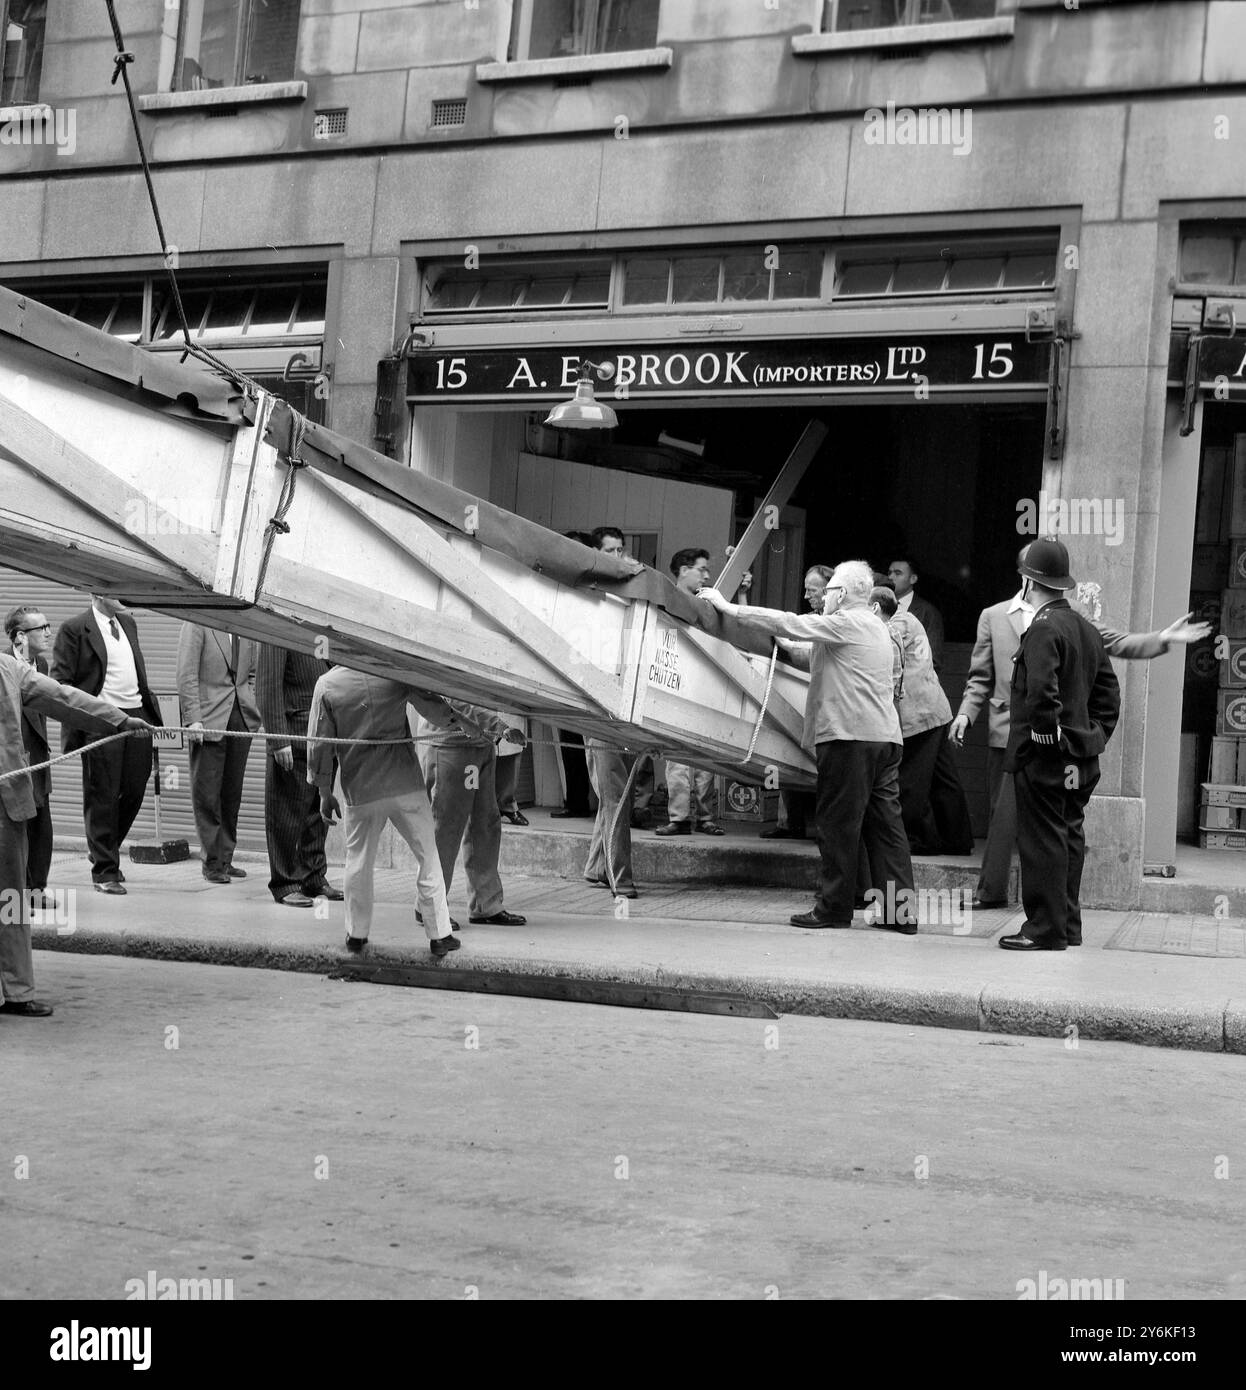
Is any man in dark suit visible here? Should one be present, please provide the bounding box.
[50,594,162,895]
[4,606,54,905]
[999,539,1121,953]
[952,548,1212,908]
[177,623,262,885]
[887,557,944,671]
[255,643,341,907]
[1,651,151,1015]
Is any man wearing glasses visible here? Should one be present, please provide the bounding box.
[4,608,55,908]
[1,636,152,1016]
[700,561,916,932]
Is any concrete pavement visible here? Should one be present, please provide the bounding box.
[23,847,1246,1055]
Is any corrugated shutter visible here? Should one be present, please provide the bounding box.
[0,567,272,856]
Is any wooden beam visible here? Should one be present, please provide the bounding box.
[310,472,628,718]
[713,420,828,598]
[0,390,220,580]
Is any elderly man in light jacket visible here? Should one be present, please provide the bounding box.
[871,586,972,856]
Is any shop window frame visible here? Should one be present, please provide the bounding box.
[0,0,45,109]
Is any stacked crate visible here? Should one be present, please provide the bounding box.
[1203,455,1246,846]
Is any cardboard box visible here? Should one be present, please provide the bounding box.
[1209,736,1246,783]
[1193,592,1223,630]
[1201,782,1246,808]
[1231,538,1246,588]
[1200,805,1243,831]
[1200,830,1246,850]
[1223,639,1246,687]
[1221,588,1246,638]
[717,777,780,823]
[1218,689,1246,734]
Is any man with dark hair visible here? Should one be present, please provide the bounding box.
[51,594,163,895]
[655,548,723,837]
[4,606,54,907]
[887,558,944,671]
[998,539,1120,952]
[1,651,151,1016]
[763,565,835,841]
[591,525,626,557]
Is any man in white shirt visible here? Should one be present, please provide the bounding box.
[51,595,162,894]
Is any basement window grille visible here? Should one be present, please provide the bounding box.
[205,106,240,118]
[313,108,348,138]
[431,97,467,127]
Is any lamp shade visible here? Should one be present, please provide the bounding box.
[543,378,618,430]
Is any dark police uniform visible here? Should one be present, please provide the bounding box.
[1004,599,1120,948]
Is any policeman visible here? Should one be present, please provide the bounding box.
[999,538,1120,952]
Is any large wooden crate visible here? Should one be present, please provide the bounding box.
[0,293,814,790]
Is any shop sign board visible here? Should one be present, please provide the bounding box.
[408,334,1052,402]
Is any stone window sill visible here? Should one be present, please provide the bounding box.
[793,16,1015,55]
[475,48,673,83]
[135,81,308,113]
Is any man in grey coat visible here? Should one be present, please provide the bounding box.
[1,653,150,1016]
[951,546,1212,907]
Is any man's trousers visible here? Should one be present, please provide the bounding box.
[80,706,151,883]
[584,741,635,890]
[342,791,452,941]
[264,743,329,900]
[665,761,715,825]
[188,700,252,875]
[976,746,1016,902]
[814,740,914,925]
[424,743,504,918]
[0,809,34,1002]
[929,735,975,854]
[1013,754,1100,947]
[24,798,53,891]
[557,729,594,813]
[898,725,944,855]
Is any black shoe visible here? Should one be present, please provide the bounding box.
[416,911,461,931]
[551,808,592,819]
[999,932,1066,951]
[872,921,919,936]
[203,870,231,885]
[655,822,691,836]
[630,812,653,830]
[93,881,126,895]
[306,882,344,901]
[761,826,806,840]
[583,877,638,898]
[226,865,247,879]
[278,891,315,908]
[790,910,851,929]
[469,909,527,925]
[971,896,1008,909]
[344,935,366,954]
[695,821,725,836]
[0,999,54,1017]
[502,810,529,827]
[429,934,462,957]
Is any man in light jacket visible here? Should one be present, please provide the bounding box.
[177,623,262,885]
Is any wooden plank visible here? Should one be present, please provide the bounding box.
[0,389,220,580]
[714,420,828,596]
[681,624,807,748]
[310,471,629,717]
[215,393,280,602]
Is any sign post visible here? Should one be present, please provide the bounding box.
[129,694,190,865]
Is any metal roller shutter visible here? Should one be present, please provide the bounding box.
[0,567,272,857]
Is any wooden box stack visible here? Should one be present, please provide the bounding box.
[1202,440,1246,846]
